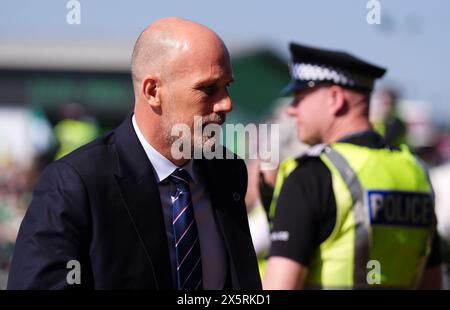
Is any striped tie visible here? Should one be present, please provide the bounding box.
[170,168,203,290]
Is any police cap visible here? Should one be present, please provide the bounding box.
[282,42,387,95]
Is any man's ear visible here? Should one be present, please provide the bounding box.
[327,85,346,116]
[142,75,161,107]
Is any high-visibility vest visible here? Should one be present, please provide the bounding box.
[269,143,435,289]
[54,119,99,160]
[372,116,407,148]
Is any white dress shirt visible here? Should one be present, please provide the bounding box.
[132,115,227,289]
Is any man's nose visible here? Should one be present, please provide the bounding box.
[213,94,232,114]
[287,105,297,117]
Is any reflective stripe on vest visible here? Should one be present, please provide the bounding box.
[322,146,371,288]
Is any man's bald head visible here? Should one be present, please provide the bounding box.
[131,17,233,165]
[131,17,227,93]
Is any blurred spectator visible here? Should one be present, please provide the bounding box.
[0,105,56,289]
[371,88,407,147]
[431,163,450,243]
[434,130,450,164]
[431,161,450,289]
[402,102,440,166]
[54,102,99,159]
[0,161,31,289]
[29,105,59,171]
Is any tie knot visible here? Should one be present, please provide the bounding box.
[169,168,191,190]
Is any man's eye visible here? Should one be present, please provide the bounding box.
[201,86,217,95]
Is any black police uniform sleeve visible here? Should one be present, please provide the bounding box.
[269,158,336,266]
[7,161,91,289]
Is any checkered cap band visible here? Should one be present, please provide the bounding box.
[290,62,374,90]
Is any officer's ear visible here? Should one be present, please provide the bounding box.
[327,85,347,116]
[142,75,162,108]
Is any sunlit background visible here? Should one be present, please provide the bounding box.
[1,0,449,289]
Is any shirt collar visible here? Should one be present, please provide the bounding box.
[132,115,196,183]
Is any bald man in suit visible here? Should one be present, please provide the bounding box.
[8,17,261,290]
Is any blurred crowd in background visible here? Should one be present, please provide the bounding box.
[0,101,100,288]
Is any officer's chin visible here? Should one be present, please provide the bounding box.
[299,132,316,146]
[298,131,308,144]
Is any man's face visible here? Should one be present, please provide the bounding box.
[161,42,233,151]
[287,86,329,145]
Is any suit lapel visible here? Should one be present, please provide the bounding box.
[113,115,173,289]
[198,156,248,289]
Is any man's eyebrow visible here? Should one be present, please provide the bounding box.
[194,77,234,88]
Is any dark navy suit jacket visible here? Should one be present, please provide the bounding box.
[7,115,261,289]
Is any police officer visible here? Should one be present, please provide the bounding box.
[263,42,442,289]
[372,88,407,148]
